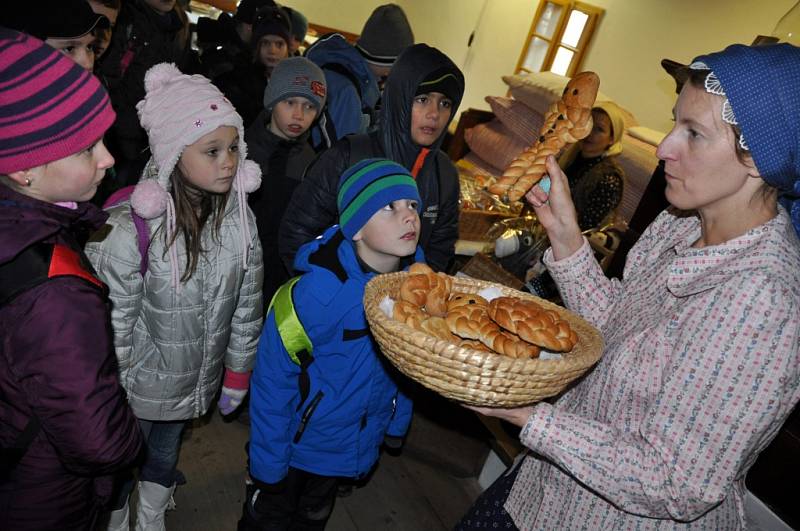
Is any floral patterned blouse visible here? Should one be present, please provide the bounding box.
[505,207,800,530]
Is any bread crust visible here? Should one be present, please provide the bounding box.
[487,297,578,352]
[487,72,601,202]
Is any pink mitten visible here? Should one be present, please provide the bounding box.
[218,369,251,416]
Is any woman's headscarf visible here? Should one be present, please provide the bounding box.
[690,43,800,236]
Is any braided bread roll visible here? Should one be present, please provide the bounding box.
[393,300,427,329]
[419,316,459,342]
[488,71,601,203]
[445,303,540,359]
[487,297,579,352]
[399,262,452,316]
[446,292,489,311]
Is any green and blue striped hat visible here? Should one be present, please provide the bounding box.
[337,159,421,240]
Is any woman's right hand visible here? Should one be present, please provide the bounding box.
[525,155,584,261]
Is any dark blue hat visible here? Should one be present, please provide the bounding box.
[694,43,800,233]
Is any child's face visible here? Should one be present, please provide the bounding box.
[258,36,289,69]
[409,91,453,147]
[19,138,113,203]
[269,97,318,140]
[45,34,96,71]
[177,126,240,195]
[354,199,420,265]
[580,109,613,158]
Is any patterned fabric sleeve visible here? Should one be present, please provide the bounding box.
[543,239,623,330]
[519,275,800,521]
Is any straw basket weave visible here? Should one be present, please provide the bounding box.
[364,273,604,407]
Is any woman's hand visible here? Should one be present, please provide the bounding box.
[525,155,584,261]
[464,404,536,428]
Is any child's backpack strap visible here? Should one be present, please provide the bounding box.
[268,276,315,405]
[103,185,150,276]
[0,242,104,307]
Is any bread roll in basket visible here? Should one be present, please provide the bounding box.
[363,273,604,407]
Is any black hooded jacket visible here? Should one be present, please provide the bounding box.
[277,44,464,272]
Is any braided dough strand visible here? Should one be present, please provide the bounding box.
[487,71,601,202]
[487,297,579,352]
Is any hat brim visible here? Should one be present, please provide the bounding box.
[661,58,689,94]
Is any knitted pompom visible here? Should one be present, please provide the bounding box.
[144,63,181,93]
[235,159,262,193]
[131,179,169,219]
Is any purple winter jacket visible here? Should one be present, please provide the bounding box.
[0,184,143,530]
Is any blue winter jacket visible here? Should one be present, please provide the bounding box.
[249,226,422,483]
[305,34,380,148]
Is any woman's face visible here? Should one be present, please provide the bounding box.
[579,109,613,158]
[656,83,760,216]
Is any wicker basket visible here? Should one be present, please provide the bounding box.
[364,273,604,407]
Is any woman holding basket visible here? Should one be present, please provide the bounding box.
[457,43,800,529]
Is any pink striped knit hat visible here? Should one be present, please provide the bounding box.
[132,63,262,289]
[0,29,116,174]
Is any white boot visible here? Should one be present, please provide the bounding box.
[106,500,130,531]
[134,481,175,531]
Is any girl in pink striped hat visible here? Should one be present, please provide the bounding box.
[0,29,143,531]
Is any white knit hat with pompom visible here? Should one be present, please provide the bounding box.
[131,63,262,288]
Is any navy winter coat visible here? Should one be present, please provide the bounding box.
[249,226,421,483]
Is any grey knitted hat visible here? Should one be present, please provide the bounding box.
[263,57,327,112]
[355,4,414,66]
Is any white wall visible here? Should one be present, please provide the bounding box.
[282,0,796,132]
[581,0,796,132]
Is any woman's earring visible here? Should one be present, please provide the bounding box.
[24,178,31,187]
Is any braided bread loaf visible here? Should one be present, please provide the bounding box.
[445,302,541,359]
[487,297,578,352]
[488,71,601,203]
[399,262,452,317]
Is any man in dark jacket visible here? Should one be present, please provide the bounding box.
[279,44,464,273]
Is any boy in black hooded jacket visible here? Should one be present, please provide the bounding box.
[278,44,464,273]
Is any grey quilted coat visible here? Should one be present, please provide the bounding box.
[86,194,263,421]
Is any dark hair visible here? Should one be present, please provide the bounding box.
[167,167,228,282]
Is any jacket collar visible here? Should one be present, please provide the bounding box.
[0,183,108,264]
[297,224,425,287]
[666,207,797,297]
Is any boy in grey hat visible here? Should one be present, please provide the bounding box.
[247,57,328,304]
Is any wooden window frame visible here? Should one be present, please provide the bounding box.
[514,0,604,78]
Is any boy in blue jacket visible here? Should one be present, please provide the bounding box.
[239,159,424,530]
